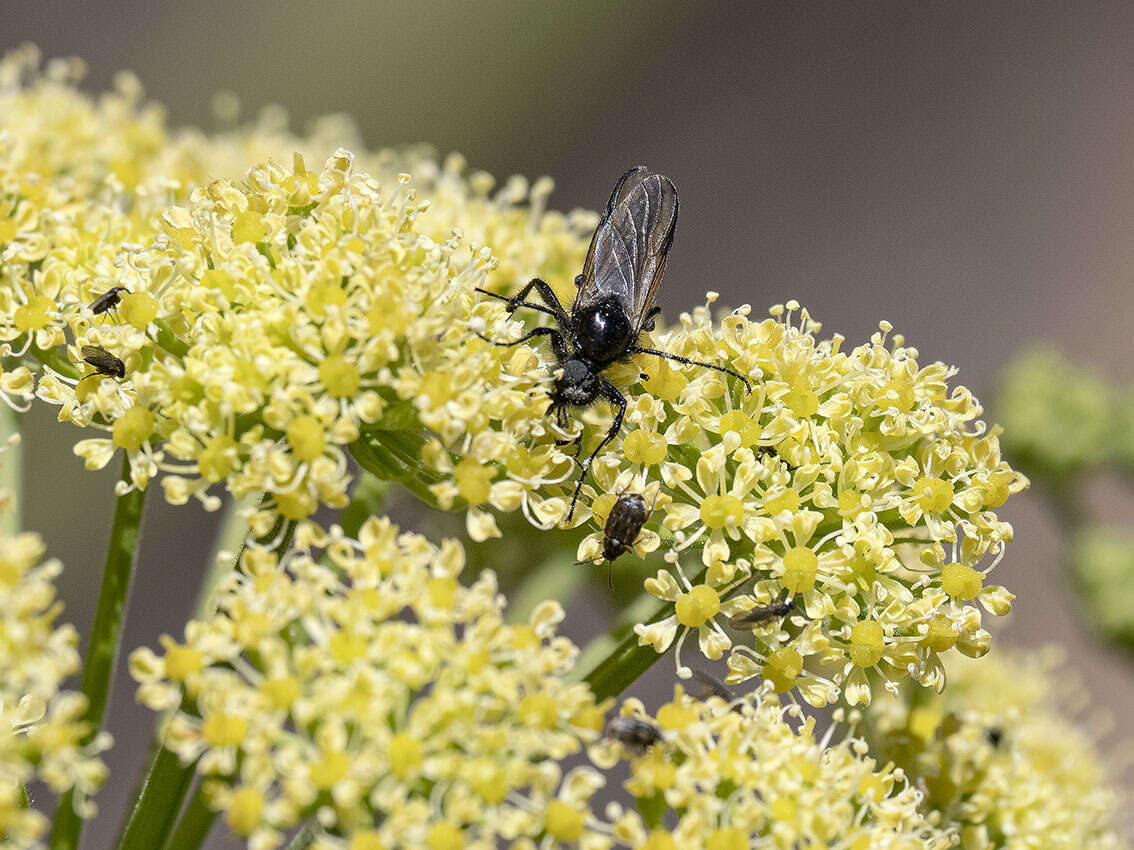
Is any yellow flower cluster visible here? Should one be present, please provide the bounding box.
[129,518,607,849]
[862,650,1129,849]
[2,45,1027,714]
[0,530,109,849]
[425,293,1027,705]
[588,685,954,849]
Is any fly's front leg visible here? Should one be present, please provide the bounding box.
[475,325,560,348]
[566,378,627,522]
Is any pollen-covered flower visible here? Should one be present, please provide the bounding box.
[861,649,1129,849]
[587,684,954,849]
[0,529,110,848]
[129,517,608,849]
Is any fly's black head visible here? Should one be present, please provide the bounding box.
[554,358,600,408]
[602,492,650,562]
[573,297,633,364]
[81,345,125,379]
[606,715,663,751]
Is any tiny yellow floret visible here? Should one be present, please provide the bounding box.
[203,712,248,747]
[112,407,155,451]
[388,733,423,778]
[942,562,983,601]
[675,584,720,627]
[763,647,803,693]
[700,494,743,530]
[913,476,955,512]
[545,800,586,842]
[319,354,361,398]
[225,787,264,836]
[848,620,885,667]
[782,547,818,594]
[286,415,326,462]
[120,292,158,329]
[623,429,667,465]
[349,831,386,850]
[426,822,464,850]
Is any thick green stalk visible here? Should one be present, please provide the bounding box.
[116,739,198,850]
[0,405,20,534]
[194,494,259,621]
[162,783,217,850]
[115,517,295,850]
[579,566,711,701]
[51,455,146,850]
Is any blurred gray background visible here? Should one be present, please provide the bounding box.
[6,1,1134,846]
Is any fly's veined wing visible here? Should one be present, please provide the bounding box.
[81,345,121,372]
[576,168,678,333]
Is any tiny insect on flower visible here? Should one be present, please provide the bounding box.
[80,345,125,379]
[88,286,130,317]
[606,714,665,751]
[476,166,751,522]
[725,591,796,630]
[579,485,658,589]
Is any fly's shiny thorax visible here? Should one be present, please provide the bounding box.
[573,297,632,364]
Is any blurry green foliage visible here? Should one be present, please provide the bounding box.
[1073,528,1134,650]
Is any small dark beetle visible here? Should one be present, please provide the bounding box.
[476,167,751,521]
[88,286,129,317]
[80,345,125,379]
[726,592,795,630]
[606,715,664,751]
[583,488,656,590]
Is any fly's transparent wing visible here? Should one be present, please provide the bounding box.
[576,167,678,333]
[81,345,115,369]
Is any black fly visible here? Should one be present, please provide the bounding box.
[725,591,795,630]
[580,487,657,590]
[80,345,125,379]
[476,166,751,521]
[606,714,664,751]
[88,286,129,319]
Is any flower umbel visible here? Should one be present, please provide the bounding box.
[129,517,606,848]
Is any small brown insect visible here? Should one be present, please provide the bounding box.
[81,345,125,379]
[582,488,657,590]
[726,592,795,630]
[88,286,129,317]
[606,715,664,751]
[691,669,735,702]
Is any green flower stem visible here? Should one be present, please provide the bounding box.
[194,493,259,621]
[51,454,146,850]
[162,783,217,850]
[507,549,586,623]
[29,341,80,380]
[152,320,190,358]
[283,824,316,850]
[1,404,20,535]
[115,735,199,850]
[116,516,295,850]
[580,566,709,701]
